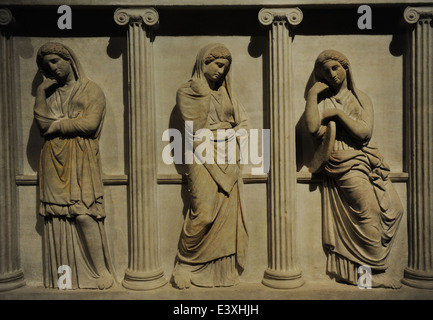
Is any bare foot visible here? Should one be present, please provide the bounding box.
[97,270,114,290]
[371,273,402,289]
[173,264,191,289]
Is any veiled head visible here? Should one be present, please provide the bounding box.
[190,43,236,99]
[203,45,232,66]
[36,42,85,83]
[314,49,350,87]
[192,44,232,80]
[37,43,72,77]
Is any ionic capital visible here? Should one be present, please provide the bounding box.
[0,8,14,26]
[258,7,303,26]
[114,7,159,27]
[404,6,433,24]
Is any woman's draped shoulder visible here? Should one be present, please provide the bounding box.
[176,80,211,130]
[81,80,106,103]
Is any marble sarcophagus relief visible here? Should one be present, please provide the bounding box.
[0,2,432,298]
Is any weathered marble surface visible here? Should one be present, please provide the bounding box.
[0,2,432,299]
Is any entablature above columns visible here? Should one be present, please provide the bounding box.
[1,0,433,6]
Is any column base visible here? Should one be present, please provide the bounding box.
[262,268,305,289]
[0,270,25,292]
[122,268,167,291]
[401,267,433,289]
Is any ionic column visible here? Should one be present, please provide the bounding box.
[258,8,304,289]
[402,6,433,289]
[0,8,25,292]
[114,8,167,290]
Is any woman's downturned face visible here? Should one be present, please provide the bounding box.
[320,60,346,88]
[203,58,230,84]
[42,54,72,81]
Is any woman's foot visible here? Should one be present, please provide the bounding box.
[97,270,114,290]
[371,273,402,289]
[173,264,191,289]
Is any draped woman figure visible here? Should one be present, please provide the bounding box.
[304,49,403,288]
[34,42,115,289]
[172,44,249,289]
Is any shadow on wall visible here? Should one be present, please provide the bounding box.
[24,69,46,283]
[389,32,408,175]
[106,36,130,258]
[27,70,45,239]
[168,103,191,220]
[27,70,44,173]
[248,35,269,139]
[167,104,191,286]
[107,36,129,178]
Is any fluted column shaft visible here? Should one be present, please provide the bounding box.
[258,8,304,289]
[114,8,166,290]
[0,8,25,292]
[402,6,433,289]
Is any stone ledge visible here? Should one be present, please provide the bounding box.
[1,281,432,300]
[16,172,409,185]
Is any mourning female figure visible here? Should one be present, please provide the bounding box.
[304,49,403,288]
[34,42,115,289]
[172,44,249,289]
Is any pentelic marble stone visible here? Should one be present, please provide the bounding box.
[0,2,432,300]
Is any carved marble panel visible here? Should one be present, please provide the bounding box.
[0,2,431,302]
